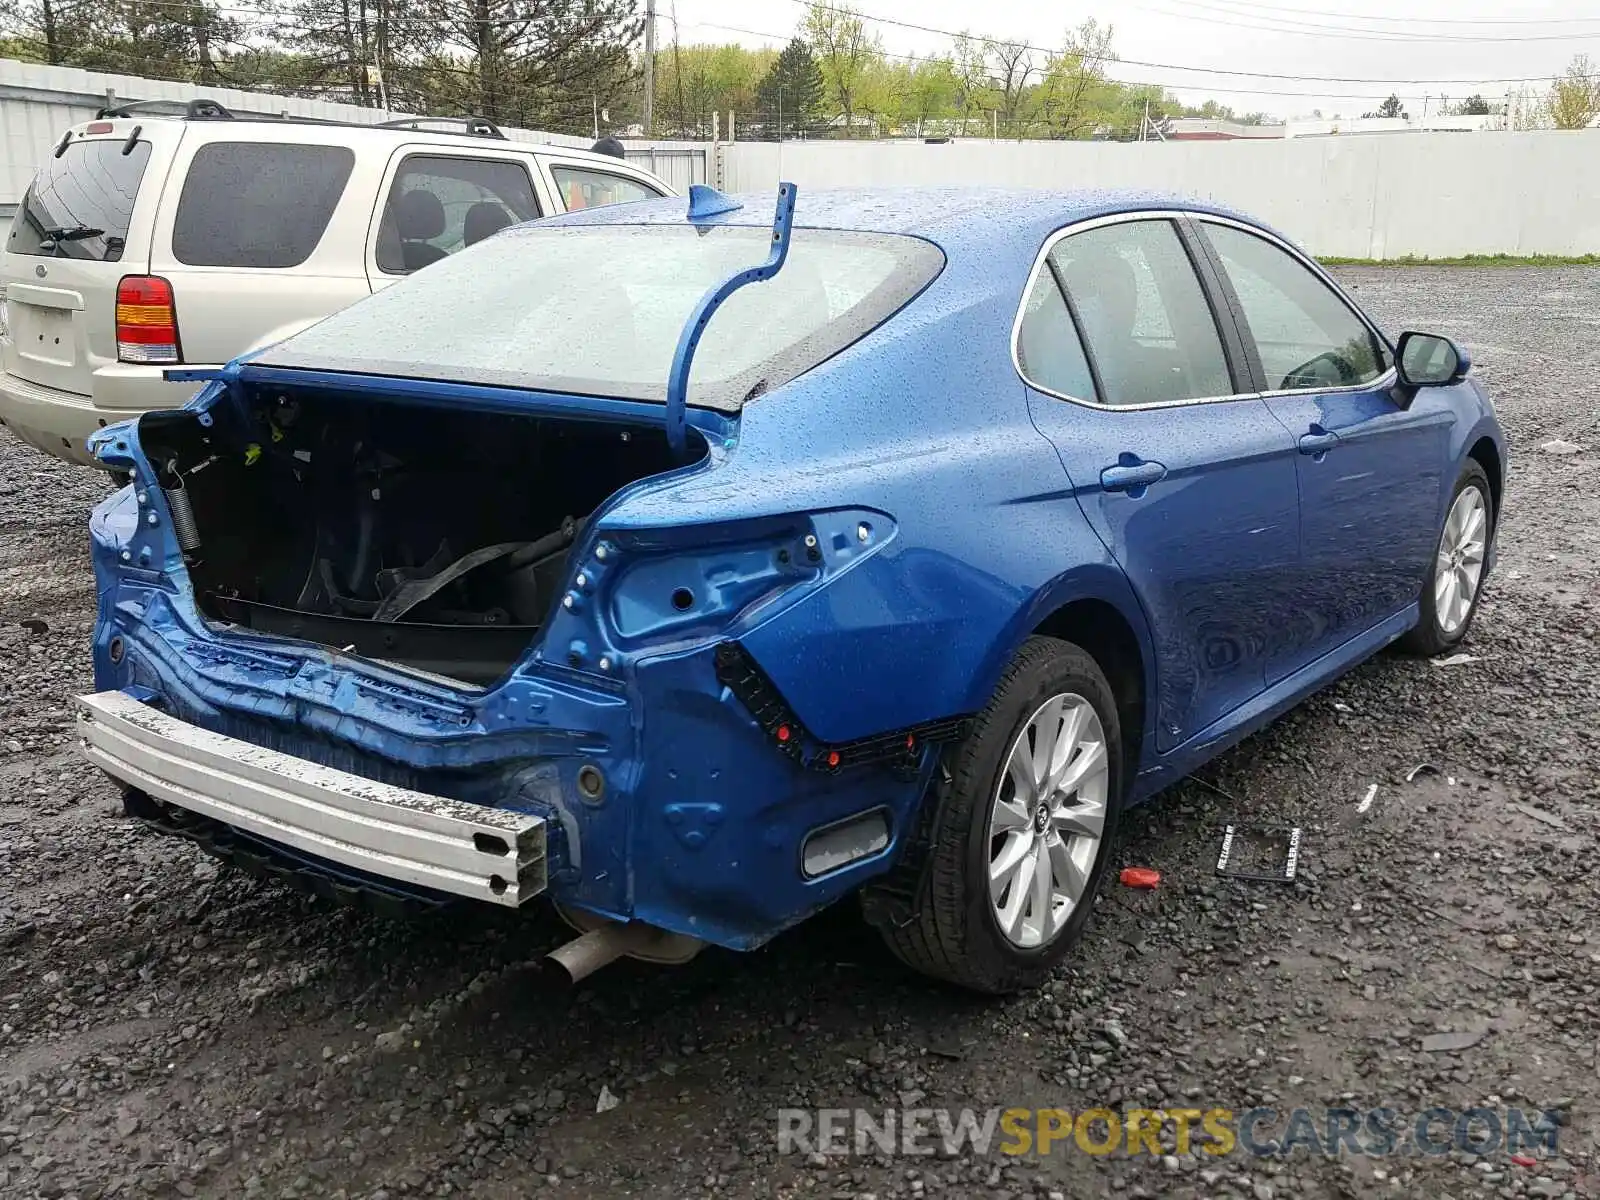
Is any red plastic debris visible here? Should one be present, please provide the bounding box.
[776,724,792,743]
[1510,1155,1537,1168]
[1120,867,1161,889]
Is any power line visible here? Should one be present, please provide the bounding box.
[1123,0,1600,42]
[1152,0,1600,27]
[777,0,1590,77]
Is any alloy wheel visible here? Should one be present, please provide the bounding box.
[1435,485,1488,636]
[987,692,1110,949]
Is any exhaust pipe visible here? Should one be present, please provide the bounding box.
[545,911,705,986]
[547,926,634,984]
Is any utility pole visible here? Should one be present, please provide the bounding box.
[643,0,656,137]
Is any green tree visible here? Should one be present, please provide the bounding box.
[854,54,908,135]
[654,43,771,137]
[1186,99,1236,120]
[948,33,992,137]
[276,0,422,108]
[755,37,823,139]
[1366,93,1406,119]
[0,0,95,66]
[986,38,1036,136]
[901,55,958,135]
[415,0,641,131]
[1547,55,1600,129]
[0,0,245,82]
[1178,99,1272,126]
[1102,83,1173,141]
[1458,94,1491,116]
[1034,18,1117,140]
[804,0,876,137]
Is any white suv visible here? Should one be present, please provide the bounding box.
[0,100,676,468]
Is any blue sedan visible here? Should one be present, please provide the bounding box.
[78,185,1503,993]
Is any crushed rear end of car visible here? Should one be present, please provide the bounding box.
[76,188,956,965]
[80,365,926,956]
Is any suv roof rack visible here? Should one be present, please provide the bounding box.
[375,115,506,140]
[96,97,235,121]
[90,100,516,144]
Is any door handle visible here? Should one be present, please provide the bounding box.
[1100,459,1168,492]
[1298,428,1339,455]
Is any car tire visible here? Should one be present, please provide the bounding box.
[874,635,1123,994]
[1398,461,1494,657]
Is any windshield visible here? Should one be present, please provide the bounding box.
[9,138,152,262]
[257,223,944,409]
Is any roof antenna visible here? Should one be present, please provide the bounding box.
[686,184,742,219]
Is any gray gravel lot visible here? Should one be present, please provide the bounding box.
[1,267,1598,1200]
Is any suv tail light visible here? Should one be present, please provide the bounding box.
[116,276,181,364]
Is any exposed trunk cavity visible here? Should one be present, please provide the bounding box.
[139,385,705,686]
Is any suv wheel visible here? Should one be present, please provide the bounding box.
[875,636,1123,994]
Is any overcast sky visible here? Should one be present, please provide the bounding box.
[667,0,1600,119]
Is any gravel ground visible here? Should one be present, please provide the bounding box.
[1,267,1597,1200]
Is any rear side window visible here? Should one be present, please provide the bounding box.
[173,143,354,268]
[376,155,541,275]
[551,166,661,211]
[1050,220,1232,406]
[9,139,152,261]
[1016,270,1096,401]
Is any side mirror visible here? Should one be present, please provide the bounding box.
[1395,331,1471,387]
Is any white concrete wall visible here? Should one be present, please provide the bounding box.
[721,131,1600,259]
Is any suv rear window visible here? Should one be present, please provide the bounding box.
[257,223,944,410]
[173,143,355,269]
[8,138,152,261]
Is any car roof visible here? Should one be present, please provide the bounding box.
[530,186,1275,256]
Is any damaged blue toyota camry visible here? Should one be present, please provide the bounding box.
[77,184,1504,993]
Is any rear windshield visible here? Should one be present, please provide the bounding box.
[173,142,355,268]
[8,138,152,261]
[256,223,944,409]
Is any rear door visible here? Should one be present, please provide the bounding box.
[147,127,377,364]
[365,147,544,293]
[1019,214,1302,754]
[1,120,180,394]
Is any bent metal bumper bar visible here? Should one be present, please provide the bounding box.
[75,690,547,906]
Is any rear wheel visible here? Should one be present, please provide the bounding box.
[1399,461,1493,656]
[875,636,1122,994]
